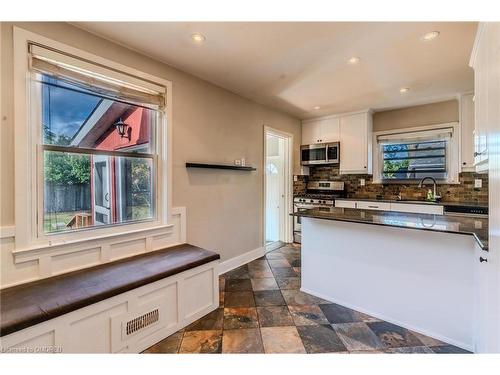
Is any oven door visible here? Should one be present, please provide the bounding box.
[301,144,327,165]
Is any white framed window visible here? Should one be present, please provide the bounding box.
[13,28,172,249]
[372,123,460,184]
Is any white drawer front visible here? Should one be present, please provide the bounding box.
[390,203,444,215]
[356,201,391,211]
[335,200,356,208]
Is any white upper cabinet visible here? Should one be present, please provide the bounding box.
[321,117,340,143]
[301,117,340,144]
[460,93,475,171]
[470,24,489,172]
[339,112,372,174]
[302,119,323,144]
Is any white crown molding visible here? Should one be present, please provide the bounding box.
[371,95,462,114]
[469,23,485,68]
[301,108,372,124]
[302,94,467,123]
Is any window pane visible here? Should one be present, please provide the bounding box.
[44,151,154,233]
[38,74,155,154]
[382,140,447,180]
[116,157,154,223]
[44,151,92,233]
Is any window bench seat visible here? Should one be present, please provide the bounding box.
[0,244,220,353]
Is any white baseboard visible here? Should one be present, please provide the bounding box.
[265,241,285,253]
[218,246,265,275]
[300,286,473,353]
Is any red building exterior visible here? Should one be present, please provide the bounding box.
[72,102,153,227]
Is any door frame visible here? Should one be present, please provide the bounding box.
[93,155,112,225]
[263,126,294,250]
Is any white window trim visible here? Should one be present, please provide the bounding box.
[13,27,173,251]
[372,122,461,185]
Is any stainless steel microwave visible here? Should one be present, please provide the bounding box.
[301,142,340,165]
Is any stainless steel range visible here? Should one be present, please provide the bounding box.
[293,181,344,243]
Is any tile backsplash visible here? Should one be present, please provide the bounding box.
[294,165,488,205]
[293,175,307,196]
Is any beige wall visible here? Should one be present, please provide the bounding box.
[373,99,459,132]
[0,22,301,262]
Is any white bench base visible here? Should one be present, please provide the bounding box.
[0,260,219,353]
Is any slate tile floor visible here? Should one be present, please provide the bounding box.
[143,244,471,354]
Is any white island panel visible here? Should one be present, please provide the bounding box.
[301,217,475,351]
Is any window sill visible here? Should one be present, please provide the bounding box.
[13,223,174,259]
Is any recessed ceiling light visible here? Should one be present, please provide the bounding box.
[400,87,410,94]
[191,33,206,43]
[348,56,360,64]
[313,106,321,110]
[421,31,440,42]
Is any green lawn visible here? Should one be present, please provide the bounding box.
[44,211,90,233]
[129,205,152,220]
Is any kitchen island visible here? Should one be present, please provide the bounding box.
[293,207,488,352]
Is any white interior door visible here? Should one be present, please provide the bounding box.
[265,134,286,244]
[93,155,111,225]
[265,160,280,243]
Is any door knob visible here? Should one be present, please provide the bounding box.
[479,257,488,263]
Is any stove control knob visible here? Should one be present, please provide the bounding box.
[310,200,314,203]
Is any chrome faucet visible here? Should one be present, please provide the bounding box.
[418,177,441,201]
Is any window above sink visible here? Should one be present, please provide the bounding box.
[372,123,460,184]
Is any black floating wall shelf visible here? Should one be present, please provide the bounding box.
[186,162,257,171]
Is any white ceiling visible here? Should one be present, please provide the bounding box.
[73,22,477,119]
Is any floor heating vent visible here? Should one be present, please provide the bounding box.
[125,309,159,336]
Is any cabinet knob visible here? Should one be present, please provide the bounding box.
[479,257,488,263]
[463,162,466,165]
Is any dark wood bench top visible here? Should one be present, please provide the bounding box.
[0,244,220,337]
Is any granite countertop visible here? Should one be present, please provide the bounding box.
[292,207,488,250]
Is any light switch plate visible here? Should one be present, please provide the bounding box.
[293,175,298,182]
[360,178,365,186]
[475,179,482,189]
[234,159,241,166]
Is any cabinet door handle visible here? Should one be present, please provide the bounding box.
[368,205,379,209]
[479,257,488,263]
